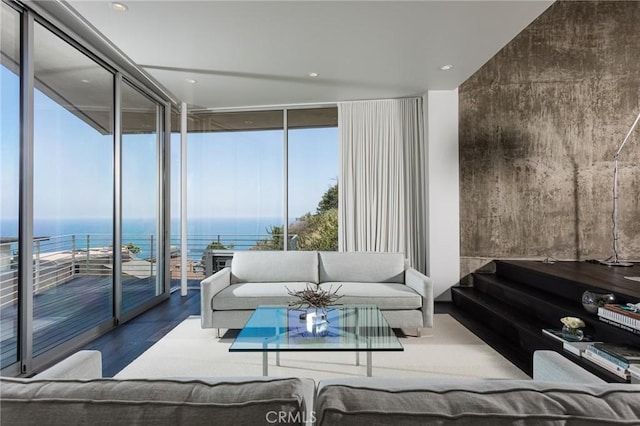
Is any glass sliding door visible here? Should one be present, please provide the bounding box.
[32,22,115,356]
[0,2,174,376]
[287,108,339,251]
[0,2,21,369]
[121,81,163,313]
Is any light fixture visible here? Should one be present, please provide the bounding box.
[110,2,128,12]
[80,79,91,84]
[439,64,454,71]
[600,110,640,267]
[308,72,319,78]
[185,78,197,84]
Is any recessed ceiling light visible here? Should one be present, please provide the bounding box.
[111,2,128,12]
[185,78,198,84]
[439,64,454,71]
[308,72,319,78]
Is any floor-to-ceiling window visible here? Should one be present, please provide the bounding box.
[173,108,338,279]
[0,1,21,369]
[31,21,115,356]
[188,110,285,260]
[121,81,163,313]
[287,108,339,251]
[0,0,171,376]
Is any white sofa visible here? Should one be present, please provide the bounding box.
[200,251,433,335]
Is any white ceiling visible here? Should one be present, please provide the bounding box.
[63,0,553,110]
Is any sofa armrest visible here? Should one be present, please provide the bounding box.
[200,267,231,328]
[533,350,605,384]
[33,350,103,379]
[405,267,434,328]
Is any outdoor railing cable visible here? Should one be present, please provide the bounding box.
[0,232,291,307]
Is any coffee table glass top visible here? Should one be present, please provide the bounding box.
[229,304,403,352]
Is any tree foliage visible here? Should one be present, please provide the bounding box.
[292,209,338,251]
[252,225,285,251]
[316,183,338,214]
[124,242,141,254]
[252,183,338,251]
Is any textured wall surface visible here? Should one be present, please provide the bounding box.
[459,0,640,274]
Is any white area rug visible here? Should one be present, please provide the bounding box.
[116,314,529,381]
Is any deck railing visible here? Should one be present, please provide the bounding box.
[0,232,293,308]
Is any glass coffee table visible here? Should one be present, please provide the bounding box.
[229,304,403,376]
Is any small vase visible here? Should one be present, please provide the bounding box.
[581,291,616,314]
[561,325,584,342]
[305,308,328,335]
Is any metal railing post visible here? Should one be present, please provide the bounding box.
[34,240,40,293]
[150,234,154,277]
[86,235,90,274]
[71,235,76,276]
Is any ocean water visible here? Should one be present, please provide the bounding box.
[0,217,282,260]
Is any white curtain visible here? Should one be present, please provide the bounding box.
[338,98,427,273]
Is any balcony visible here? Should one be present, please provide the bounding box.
[0,231,287,369]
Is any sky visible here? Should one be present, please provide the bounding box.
[1,65,338,226]
[179,127,338,221]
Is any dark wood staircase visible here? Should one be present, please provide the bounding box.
[451,260,640,382]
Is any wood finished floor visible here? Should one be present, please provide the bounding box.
[81,287,201,377]
[1,275,162,369]
[81,294,488,378]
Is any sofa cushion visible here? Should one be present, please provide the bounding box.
[231,251,319,284]
[1,377,308,426]
[319,282,422,310]
[213,282,312,310]
[315,379,640,425]
[319,252,405,283]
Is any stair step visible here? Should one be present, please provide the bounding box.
[451,287,554,375]
[445,299,531,377]
[472,273,640,346]
[451,287,549,342]
[453,260,640,383]
[473,273,587,327]
[495,260,640,302]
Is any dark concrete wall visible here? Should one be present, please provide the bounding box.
[459,0,640,274]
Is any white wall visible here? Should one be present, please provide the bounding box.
[424,90,460,301]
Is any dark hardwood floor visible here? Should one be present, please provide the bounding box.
[1,275,164,369]
[79,295,488,378]
[80,287,201,377]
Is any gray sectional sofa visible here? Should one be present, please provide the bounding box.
[200,251,433,335]
[1,351,314,426]
[2,350,639,425]
[314,377,638,425]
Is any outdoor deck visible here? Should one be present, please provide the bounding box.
[0,275,189,369]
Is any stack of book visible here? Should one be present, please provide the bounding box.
[582,343,640,380]
[598,304,640,335]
